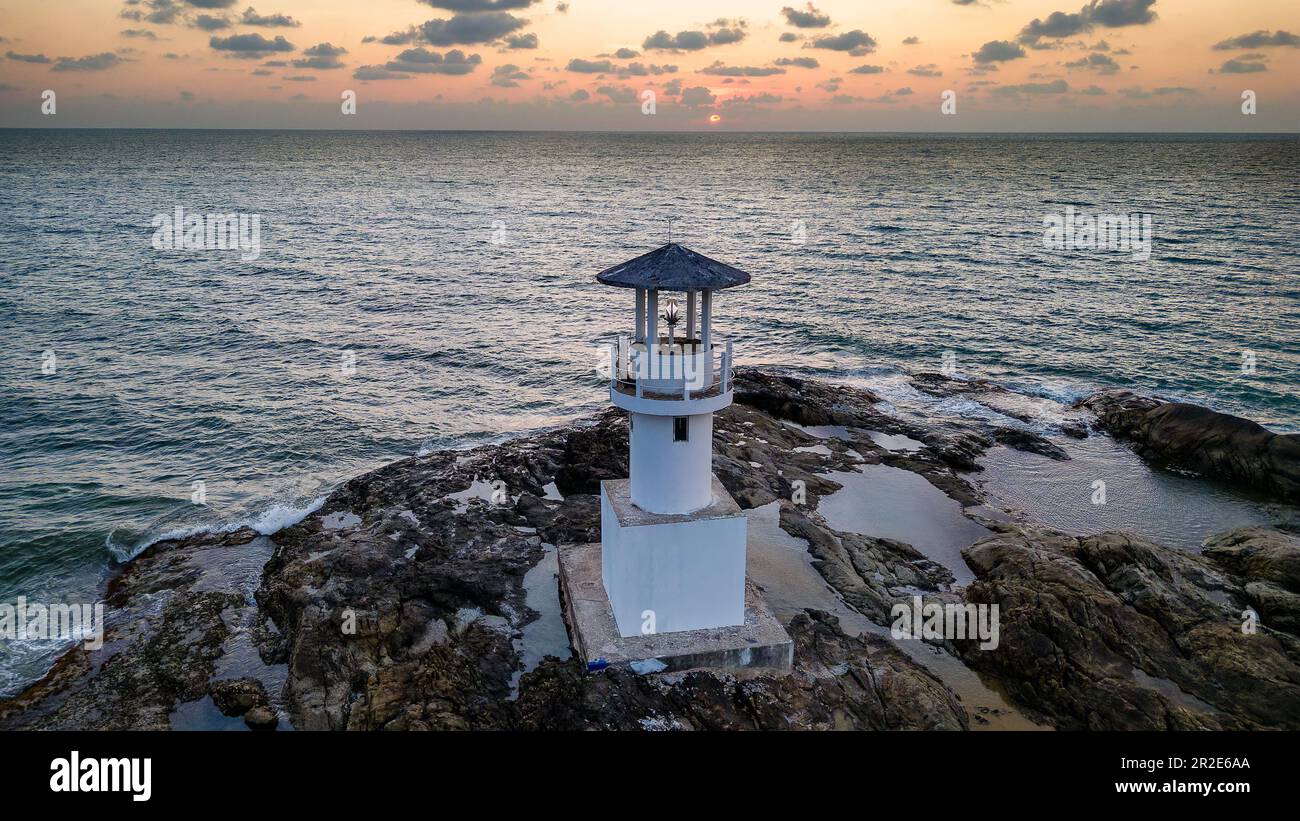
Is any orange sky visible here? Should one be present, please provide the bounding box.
[1,0,1297,129]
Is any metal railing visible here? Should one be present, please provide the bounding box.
[608,335,733,401]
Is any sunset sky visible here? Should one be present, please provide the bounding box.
[1,0,1297,129]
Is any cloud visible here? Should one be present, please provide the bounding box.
[700,61,784,76]
[567,58,612,73]
[774,56,818,68]
[569,88,588,100]
[644,22,746,51]
[420,12,527,45]
[1212,30,1299,50]
[1063,52,1120,73]
[1216,55,1267,73]
[353,65,411,80]
[1088,0,1157,27]
[902,36,920,45]
[778,32,800,43]
[491,63,530,86]
[120,0,184,26]
[991,79,1070,95]
[6,51,53,63]
[293,42,346,69]
[679,85,716,106]
[781,3,830,29]
[240,7,301,27]
[596,84,636,103]
[191,14,231,31]
[848,64,885,74]
[187,0,238,8]
[907,64,943,77]
[418,0,538,9]
[972,40,1026,63]
[209,33,295,57]
[807,29,876,55]
[120,29,158,39]
[1019,0,1158,47]
[618,62,676,77]
[180,90,194,100]
[644,30,708,51]
[385,47,482,74]
[52,52,124,71]
[505,33,538,49]
[282,74,315,81]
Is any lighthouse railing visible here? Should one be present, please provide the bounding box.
[610,335,734,400]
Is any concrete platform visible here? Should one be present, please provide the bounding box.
[558,541,794,674]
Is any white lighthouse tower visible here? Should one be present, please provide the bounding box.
[596,243,751,637]
[559,243,792,672]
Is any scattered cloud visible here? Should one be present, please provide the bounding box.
[209,32,295,58]
[972,40,1026,63]
[240,7,301,27]
[385,47,482,74]
[907,63,942,77]
[700,61,785,76]
[491,63,530,86]
[293,42,346,69]
[680,86,716,106]
[781,3,831,29]
[1063,52,1120,73]
[52,52,125,71]
[420,12,527,46]
[807,29,876,56]
[1215,55,1268,73]
[6,51,52,64]
[1212,30,1299,50]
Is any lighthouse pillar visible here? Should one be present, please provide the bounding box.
[629,411,713,514]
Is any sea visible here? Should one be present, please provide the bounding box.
[1,130,1297,695]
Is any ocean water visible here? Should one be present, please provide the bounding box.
[1,130,1297,695]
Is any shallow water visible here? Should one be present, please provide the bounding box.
[744,502,1044,730]
[817,467,991,586]
[974,438,1297,548]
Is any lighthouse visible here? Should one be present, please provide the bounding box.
[558,243,792,672]
[596,243,750,637]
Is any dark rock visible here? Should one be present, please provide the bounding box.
[992,427,1070,461]
[1203,528,1300,635]
[210,677,270,717]
[1079,389,1300,502]
[516,611,968,730]
[956,522,1300,730]
[244,706,278,731]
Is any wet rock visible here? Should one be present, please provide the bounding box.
[210,677,269,717]
[1203,528,1300,635]
[1079,390,1300,502]
[992,427,1070,461]
[956,522,1300,730]
[516,611,968,730]
[244,706,278,731]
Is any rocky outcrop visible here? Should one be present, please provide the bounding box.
[1079,389,1300,502]
[1204,528,1300,635]
[3,368,1295,732]
[955,521,1300,730]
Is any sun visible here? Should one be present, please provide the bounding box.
[709,114,721,124]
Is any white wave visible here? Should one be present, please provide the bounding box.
[107,496,326,563]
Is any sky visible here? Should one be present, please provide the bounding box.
[0,0,1297,130]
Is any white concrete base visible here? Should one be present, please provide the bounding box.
[600,476,747,638]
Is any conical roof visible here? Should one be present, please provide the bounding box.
[595,243,752,291]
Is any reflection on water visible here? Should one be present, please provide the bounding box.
[974,437,1297,549]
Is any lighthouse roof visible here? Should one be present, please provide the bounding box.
[595,243,752,291]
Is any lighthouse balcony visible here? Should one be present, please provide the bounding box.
[607,335,735,413]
